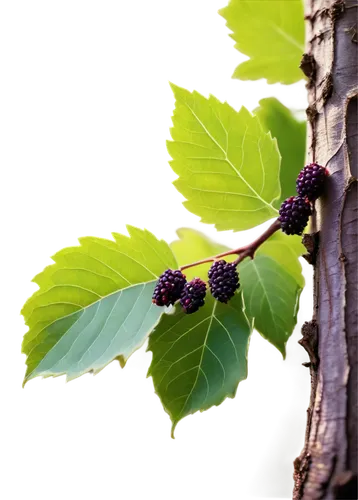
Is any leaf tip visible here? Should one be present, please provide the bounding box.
[167,76,176,88]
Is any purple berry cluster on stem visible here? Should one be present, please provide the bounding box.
[180,278,207,314]
[152,260,241,314]
[279,162,328,236]
[152,165,328,312]
[279,196,312,235]
[296,163,328,201]
[152,269,186,306]
[208,260,240,303]
[151,162,328,314]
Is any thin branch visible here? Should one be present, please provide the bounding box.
[179,219,281,272]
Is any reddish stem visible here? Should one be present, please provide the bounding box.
[179,219,281,272]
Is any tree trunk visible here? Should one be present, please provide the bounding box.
[293,1,358,499]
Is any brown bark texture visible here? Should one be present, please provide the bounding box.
[293,1,358,499]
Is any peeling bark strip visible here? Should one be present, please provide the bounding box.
[294,1,358,499]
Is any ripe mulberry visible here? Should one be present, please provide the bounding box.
[152,269,186,307]
[296,163,328,201]
[208,260,240,303]
[279,196,312,235]
[180,278,207,314]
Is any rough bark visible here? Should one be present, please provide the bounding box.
[293,1,358,499]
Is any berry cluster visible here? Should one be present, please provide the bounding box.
[279,163,328,235]
[152,260,240,314]
[152,269,187,306]
[296,163,328,201]
[208,260,240,303]
[180,278,207,314]
[279,196,312,235]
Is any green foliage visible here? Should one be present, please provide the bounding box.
[152,226,252,437]
[20,0,309,439]
[174,228,303,356]
[21,227,177,385]
[257,230,305,288]
[240,256,301,357]
[148,291,251,437]
[255,98,306,207]
[168,83,280,231]
[24,283,161,383]
[14,6,308,488]
[219,0,304,84]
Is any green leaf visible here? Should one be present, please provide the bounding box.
[168,83,280,231]
[255,98,306,207]
[219,0,304,85]
[24,283,162,382]
[147,293,252,437]
[257,230,305,288]
[239,255,301,357]
[22,227,177,385]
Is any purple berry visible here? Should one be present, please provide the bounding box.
[208,260,240,303]
[279,196,312,235]
[296,163,328,201]
[152,269,187,307]
[180,278,207,314]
